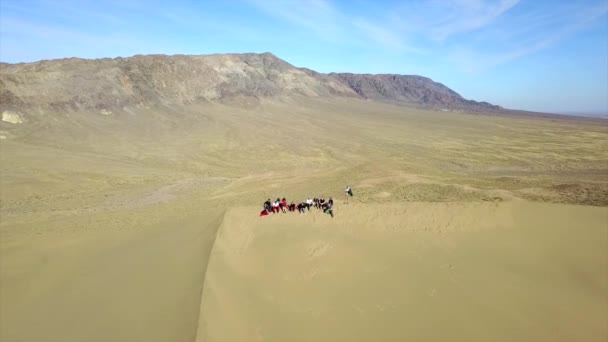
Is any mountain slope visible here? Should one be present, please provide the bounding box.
[330,73,500,111]
[0,52,501,115]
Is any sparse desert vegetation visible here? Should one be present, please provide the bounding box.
[1,55,607,342]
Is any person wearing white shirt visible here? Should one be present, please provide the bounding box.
[345,185,352,204]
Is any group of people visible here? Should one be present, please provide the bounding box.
[261,196,335,218]
[259,185,354,219]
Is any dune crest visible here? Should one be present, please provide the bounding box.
[196,202,608,342]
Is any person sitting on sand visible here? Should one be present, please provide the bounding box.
[313,197,319,209]
[319,197,325,208]
[298,202,306,214]
[324,200,334,218]
[272,199,280,213]
[264,198,272,212]
[289,202,296,212]
[306,197,313,211]
[281,198,287,213]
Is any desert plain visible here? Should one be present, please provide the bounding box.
[1,93,607,342]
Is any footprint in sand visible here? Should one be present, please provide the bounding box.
[306,241,333,259]
[374,191,391,198]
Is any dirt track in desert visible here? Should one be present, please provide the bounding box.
[1,98,607,342]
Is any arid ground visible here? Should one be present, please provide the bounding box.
[1,97,607,341]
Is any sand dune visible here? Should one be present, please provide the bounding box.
[197,202,607,342]
[0,203,225,342]
[1,99,607,341]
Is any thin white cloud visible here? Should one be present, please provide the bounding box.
[0,16,139,62]
[242,0,607,68]
[243,0,427,52]
[243,0,343,40]
[3,0,605,72]
[451,1,608,73]
[2,17,117,42]
[351,19,402,50]
[39,0,125,25]
[389,0,520,42]
[352,18,429,54]
[428,0,521,40]
[159,6,264,42]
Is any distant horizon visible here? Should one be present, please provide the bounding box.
[556,110,608,117]
[1,0,607,113]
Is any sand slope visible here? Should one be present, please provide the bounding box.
[0,204,225,342]
[197,202,608,342]
[1,99,607,341]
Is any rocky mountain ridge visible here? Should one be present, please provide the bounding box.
[0,52,502,116]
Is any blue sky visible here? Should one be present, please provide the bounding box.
[1,0,607,113]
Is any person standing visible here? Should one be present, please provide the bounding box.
[344,185,353,204]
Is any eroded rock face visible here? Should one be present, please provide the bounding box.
[330,73,502,111]
[0,53,502,114]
